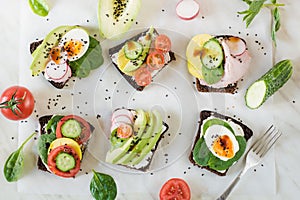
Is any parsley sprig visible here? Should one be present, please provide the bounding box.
[238,0,285,46]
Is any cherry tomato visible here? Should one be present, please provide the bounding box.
[134,66,152,87]
[0,86,34,120]
[147,51,165,71]
[47,145,81,178]
[159,178,191,200]
[56,115,91,145]
[117,123,133,138]
[155,34,172,52]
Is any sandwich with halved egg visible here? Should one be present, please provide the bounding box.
[189,110,253,176]
[29,25,104,89]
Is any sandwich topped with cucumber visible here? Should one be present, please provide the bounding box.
[37,114,94,178]
[106,108,169,171]
[186,34,251,93]
[29,25,104,89]
[109,27,176,91]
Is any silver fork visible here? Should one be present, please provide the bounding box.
[216,125,282,200]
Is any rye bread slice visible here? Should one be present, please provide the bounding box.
[189,110,253,176]
[30,40,70,89]
[196,78,237,94]
[37,115,94,173]
[108,28,176,91]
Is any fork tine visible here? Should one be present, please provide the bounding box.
[252,125,274,153]
[260,130,282,157]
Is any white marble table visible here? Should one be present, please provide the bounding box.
[0,0,299,199]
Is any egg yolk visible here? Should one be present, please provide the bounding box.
[49,47,67,64]
[212,135,234,159]
[64,40,83,59]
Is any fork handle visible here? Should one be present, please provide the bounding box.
[216,172,242,200]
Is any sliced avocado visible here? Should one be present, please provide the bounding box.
[141,111,155,139]
[133,109,147,139]
[30,25,77,76]
[122,27,154,73]
[118,110,163,166]
[106,137,134,164]
[98,0,142,39]
[129,110,163,165]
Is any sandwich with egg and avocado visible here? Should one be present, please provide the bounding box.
[186,34,251,93]
[189,110,253,176]
[109,27,176,91]
[105,108,169,171]
[37,114,94,178]
[29,25,104,89]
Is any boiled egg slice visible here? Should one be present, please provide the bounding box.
[58,28,89,61]
[204,124,239,161]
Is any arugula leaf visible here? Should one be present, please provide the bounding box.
[238,0,266,28]
[272,7,281,46]
[69,36,104,78]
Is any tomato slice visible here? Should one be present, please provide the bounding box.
[155,34,172,52]
[146,51,165,71]
[134,65,152,87]
[117,123,133,138]
[47,145,81,178]
[159,178,191,200]
[56,115,91,145]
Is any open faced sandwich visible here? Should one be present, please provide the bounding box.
[105,108,169,171]
[37,115,94,178]
[30,25,104,89]
[186,34,251,93]
[109,27,176,91]
[190,110,253,176]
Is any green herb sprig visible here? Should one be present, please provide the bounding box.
[239,0,285,46]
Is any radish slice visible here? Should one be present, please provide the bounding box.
[225,37,247,56]
[112,115,132,125]
[176,0,200,20]
[44,61,72,83]
[45,61,68,80]
[111,109,134,122]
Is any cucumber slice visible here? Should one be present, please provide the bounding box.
[124,40,143,60]
[61,119,82,138]
[201,38,224,69]
[245,59,293,109]
[56,152,76,172]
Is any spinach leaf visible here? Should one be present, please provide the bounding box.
[193,137,211,166]
[208,136,247,171]
[46,115,64,134]
[90,170,117,200]
[69,36,104,78]
[4,132,35,182]
[28,0,49,17]
[202,118,234,135]
[37,133,56,164]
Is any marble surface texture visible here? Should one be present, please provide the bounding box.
[0,0,300,199]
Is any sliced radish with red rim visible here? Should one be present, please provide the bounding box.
[111,109,134,122]
[225,36,247,56]
[176,0,200,20]
[45,61,69,80]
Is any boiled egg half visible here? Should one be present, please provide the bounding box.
[204,124,239,161]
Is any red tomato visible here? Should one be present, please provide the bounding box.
[0,86,34,120]
[159,178,191,200]
[134,66,152,87]
[47,145,81,178]
[117,123,133,138]
[146,51,165,71]
[155,34,172,52]
[56,115,91,145]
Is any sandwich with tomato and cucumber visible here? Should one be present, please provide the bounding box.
[109,27,176,91]
[37,114,94,178]
[105,108,169,171]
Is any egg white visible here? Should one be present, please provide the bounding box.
[204,124,239,161]
[58,28,90,61]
